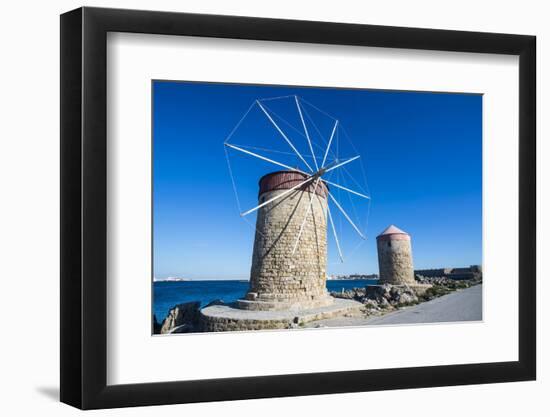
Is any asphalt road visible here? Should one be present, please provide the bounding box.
[305,284,483,328]
[365,284,483,325]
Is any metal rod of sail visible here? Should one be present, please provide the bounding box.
[327,204,344,262]
[323,179,370,200]
[291,178,321,255]
[321,119,339,168]
[295,96,319,171]
[256,101,314,172]
[327,192,366,239]
[224,143,307,174]
[323,155,360,174]
[240,176,314,217]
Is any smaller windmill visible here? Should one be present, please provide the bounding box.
[224,95,370,311]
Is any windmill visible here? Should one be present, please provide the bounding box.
[224,95,371,311]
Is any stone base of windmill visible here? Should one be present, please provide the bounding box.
[236,292,335,311]
[199,297,363,332]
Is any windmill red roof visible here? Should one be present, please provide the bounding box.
[376,225,410,241]
[378,225,408,236]
[258,170,329,198]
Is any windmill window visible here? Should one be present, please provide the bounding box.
[387,241,391,248]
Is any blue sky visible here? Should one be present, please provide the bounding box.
[153,81,482,280]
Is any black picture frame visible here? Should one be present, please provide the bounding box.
[60,6,536,410]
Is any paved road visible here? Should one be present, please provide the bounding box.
[305,284,482,328]
[365,284,482,325]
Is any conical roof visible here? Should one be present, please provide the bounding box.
[377,224,409,237]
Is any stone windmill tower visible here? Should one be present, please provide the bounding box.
[237,171,333,311]
[376,225,415,285]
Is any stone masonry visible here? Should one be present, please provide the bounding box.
[238,171,334,311]
[376,225,416,285]
[200,298,362,331]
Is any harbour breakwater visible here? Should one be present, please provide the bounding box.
[154,274,482,334]
[329,275,482,317]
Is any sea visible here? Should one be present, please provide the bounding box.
[153,279,378,320]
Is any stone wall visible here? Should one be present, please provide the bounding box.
[239,186,333,311]
[413,268,452,277]
[377,238,415,285]
[200,315,292,332]
[415,265,482,280]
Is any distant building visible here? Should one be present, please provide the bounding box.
[327,273,378,280]
[415,265,482,280]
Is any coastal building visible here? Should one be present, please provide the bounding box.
[376,225,416,285]
[237,171,334,311]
